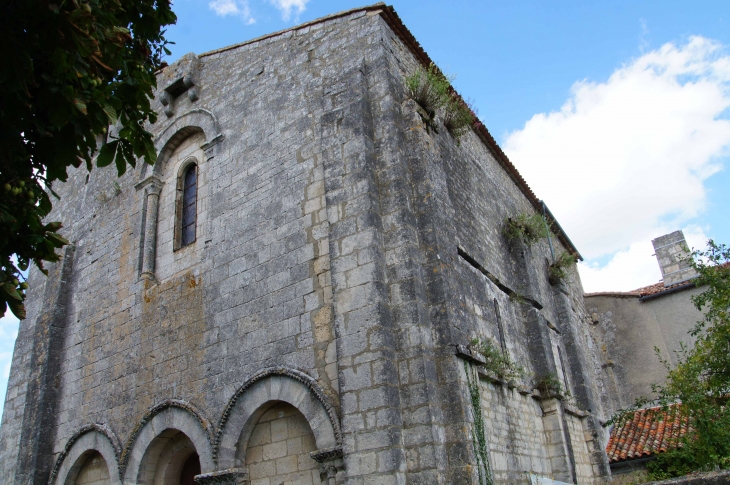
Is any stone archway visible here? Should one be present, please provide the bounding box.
[214,368,344,484]
[136,429,200,485]
[242,401,321,484]
[121,400,214,484]
[145,108,223,179]
[49,425,122,485]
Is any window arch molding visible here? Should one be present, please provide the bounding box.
[141,108,223,179]
[174,156,199,250]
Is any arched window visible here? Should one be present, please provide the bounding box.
[180,163,197,247]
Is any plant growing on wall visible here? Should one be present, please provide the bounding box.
[442,93,476,141]
[464,361,495,485]
[405,63,451,118]
[548,252,576,285]
[533,372,571,399]
[469,337,524,381]
[405,64,475,141]
[502,212,550,246]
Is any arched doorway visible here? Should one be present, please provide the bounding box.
[136,429,201,485]
[240,402,321,484]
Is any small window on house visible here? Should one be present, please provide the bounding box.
[180,164,197,246]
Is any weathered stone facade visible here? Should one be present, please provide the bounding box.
[585,231,705,416]
[0,5,613,484]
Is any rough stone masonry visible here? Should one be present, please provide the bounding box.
[0,4,614,484]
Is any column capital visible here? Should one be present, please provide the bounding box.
[311,447,345,485]
[135,175,164,195]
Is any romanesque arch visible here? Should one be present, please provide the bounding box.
[120,400,215,484]
[49,424,122,485]
[141,108,223,179]
[214,368,342,470]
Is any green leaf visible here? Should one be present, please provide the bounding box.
[97,140,118,168]
[7,299,26,320]
[1,283,22,301]
[47,233,70,247]
[114,141,128,177]
[73,98,88,114]
[102,103,118,124]
[142,135,156,164]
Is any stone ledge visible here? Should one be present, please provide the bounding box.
[563,402,589,418]
[455,344,486,365]
[643,469,730,485]
[194,468,248,485]
[310,446,343,463]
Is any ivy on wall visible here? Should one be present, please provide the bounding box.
[464,361,494,485]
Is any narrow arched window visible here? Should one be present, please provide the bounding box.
[181,164,197,246]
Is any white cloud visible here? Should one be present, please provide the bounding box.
[268,0,309,21]
[504,36,730,291]
[209,0,256,24]
[579,225,709,293]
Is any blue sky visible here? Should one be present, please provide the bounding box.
[1,0,729,412]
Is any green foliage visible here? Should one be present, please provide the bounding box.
[464,361,494,485]
[469,337,524,381]
[442,93,476,140]
[405,64,475,140]
[0,0,176,318]
[405,63,451,117]
[533,372,571,399]
[548,252,576,284]
[611,240,730,479]
[508,291,526,305]
[503,212,550,246]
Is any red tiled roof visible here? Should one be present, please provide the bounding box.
[633,280,694,297]
[606,404,690,463]
[585,279,694,298]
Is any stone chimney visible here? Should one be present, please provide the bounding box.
[652,230,698,287]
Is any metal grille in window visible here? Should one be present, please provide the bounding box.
[181,164,197,246]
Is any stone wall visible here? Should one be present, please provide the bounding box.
[243,402,320,485]
[0,6,611,485]
[585,287,704,415]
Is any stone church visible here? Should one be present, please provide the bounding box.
[0,4,614,484]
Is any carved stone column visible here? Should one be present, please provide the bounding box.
[194,468,248,485]
[135,176,164,281]
[311,447,345,485]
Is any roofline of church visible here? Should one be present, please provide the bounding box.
[195,3,583,260]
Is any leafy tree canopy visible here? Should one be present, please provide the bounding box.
[0,0,176,319]
[612,240,730,480]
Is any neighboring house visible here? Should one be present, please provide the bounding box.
[585,230,709,480]
[606,404,689,484]
[585,231,704,416]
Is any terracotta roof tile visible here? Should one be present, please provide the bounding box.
[633,280,694,297]
[606,404,690,463]
[585,279,694,298]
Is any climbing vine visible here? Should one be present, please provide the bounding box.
[464,361,494,485]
